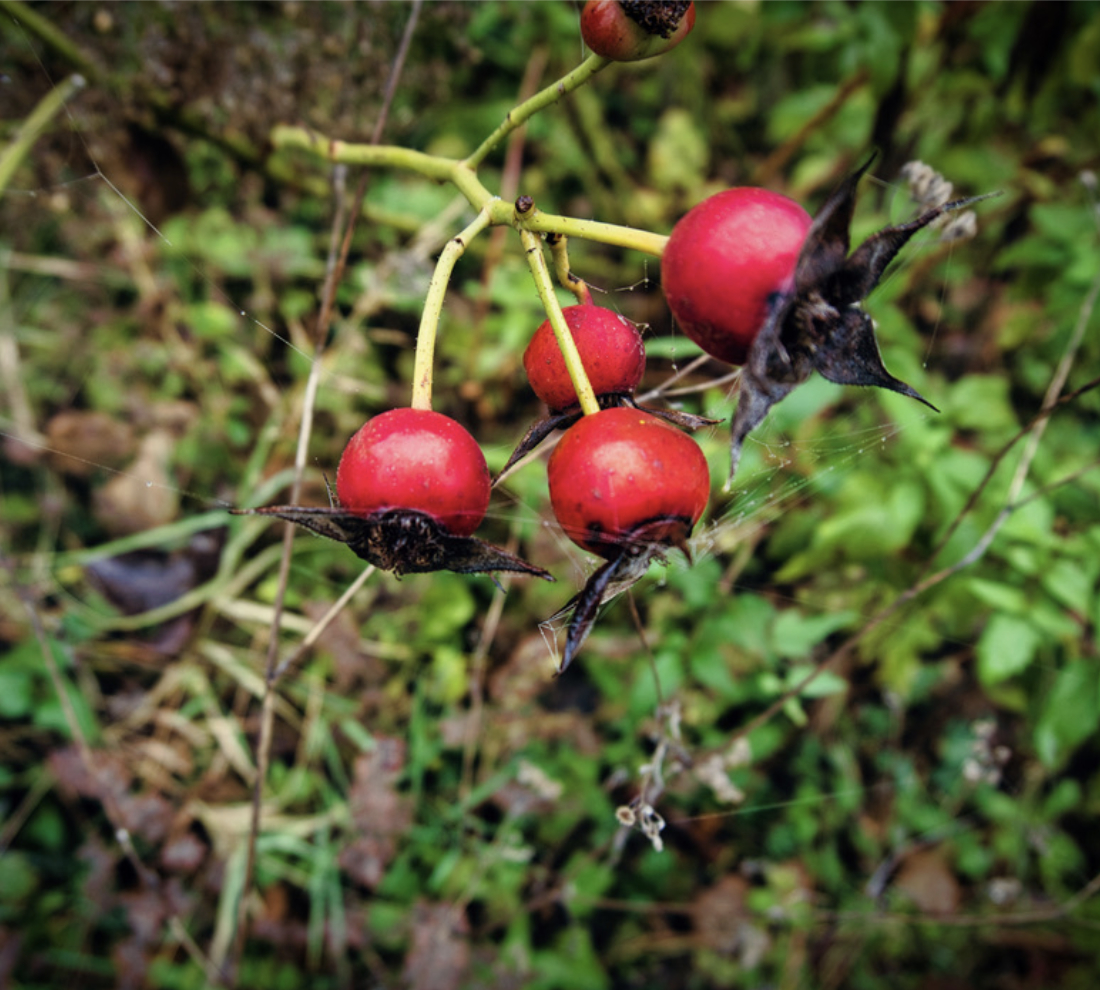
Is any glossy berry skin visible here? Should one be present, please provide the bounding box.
[335,408,490,538]
[548,407,709,559]
[524,305,646,412]
[581,1,696,62]
[663,187,813,365]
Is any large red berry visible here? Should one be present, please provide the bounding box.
[548,407,709,558]
[524,304,646,412]
[335,408,490,538]
[663,187,813,365]
[581,1,696,62]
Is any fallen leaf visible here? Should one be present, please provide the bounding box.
[894,847,961,915]
[45,410,135,477]
[403,902,470,990]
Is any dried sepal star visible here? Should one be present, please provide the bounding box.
[726,155,992,484]
[232,505,553,580]
[548,521,689,672]
[546,409,710,672]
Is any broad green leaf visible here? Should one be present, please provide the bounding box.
[977,614,1041,686]
[1035,663,1100,768]
[771,609,857,660]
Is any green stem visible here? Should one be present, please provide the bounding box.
[465,54,611,170]
[519,226,599,417]
[271,125,495,211]
[411,206,495,410]
[547,233,592,305]
[490,198,668,256]
[272,125,669,257]
[0,74,85,198]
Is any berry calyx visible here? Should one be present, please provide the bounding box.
[235,408,550,579]
[718,156,989,485]
[548,407,709,559]
[581,1,696,62]
[524,304,646,413]
[336,408,490,537]
[663,187,813,365]
[546,407,709,672]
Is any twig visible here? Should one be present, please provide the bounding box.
[227,5,422,982]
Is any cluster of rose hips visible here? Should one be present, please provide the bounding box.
[240,1,983,672]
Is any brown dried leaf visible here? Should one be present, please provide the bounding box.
[45,410,135,477]
[338,738,412,889]
[160,831,207,874]
[49,746,132,802]
[692,875,750,953]
[403,902,470,990]
[94,429,179,534]
[894,848,961,915]
[116,790,174,845]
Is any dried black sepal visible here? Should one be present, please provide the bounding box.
[726,154,990,485]
[549,517,694,674]
[495,393,719,484]
[231,505,553,580]
[620,0,693,38]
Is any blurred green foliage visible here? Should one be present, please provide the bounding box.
[2,1,1100,988]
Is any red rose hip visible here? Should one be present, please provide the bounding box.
[336,408,490,538]
[581,1,696,62]
[663,187,812,365]
[524,304,646,412]
[548,407,709,558]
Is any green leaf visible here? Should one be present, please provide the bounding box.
[977,614,1041,686]
[965,577,1029,614]
[1035,663,1100,768]
[771,609,857,659]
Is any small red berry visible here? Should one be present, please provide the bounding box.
[581,0,696,62]
[335,408,490,538]
[663,187,813,365]
[548,407,709,559]
[524,304,646,412]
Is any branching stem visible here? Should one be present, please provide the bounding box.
[411,206,495,410]
[548,233,592,304]
[465,53,610,169]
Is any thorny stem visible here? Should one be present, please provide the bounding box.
[411,206,495,410]
[520,225,600,417]
[465,53,611,169]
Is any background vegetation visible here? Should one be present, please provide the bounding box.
[2,1,1099,987]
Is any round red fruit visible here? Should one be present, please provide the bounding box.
[663,187,812,365]
[335,408,490,537]
[548,407,709,558]
[524,305,646,412]
[580,0,695,62]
